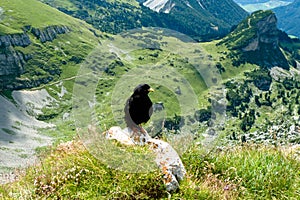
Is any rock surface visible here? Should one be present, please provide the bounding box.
[220,10,289,69]
[0,33,31,47]
[0,25,70,89]
[0,32,32,76]
[243,13,279,52]
[0,89,54,183]
[31,25,70,43]
[105,126,186,192]
[0,47,27,76]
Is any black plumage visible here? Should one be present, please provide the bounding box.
[124,84,154,129]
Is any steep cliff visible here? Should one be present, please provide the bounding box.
[0,33,31,47]
[242,12,279,51]
[31,25,70,43]
[0,25,70,83]
[0,48,28,76]
[219,10,289,69]
[0,33,32,76]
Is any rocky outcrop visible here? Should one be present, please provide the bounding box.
[105,126,186,192]
[0,32,31,77]
[243,13,279,52]
[0,47,29,76]
[220,10,289,69]
[0,33,31,47]
[0,25,71,90]
[31,25,70,43]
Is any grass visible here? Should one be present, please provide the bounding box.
[201,40,259,81]
[1,141,299,199]
[0,0,81,34]
[39,0,79,11]
[210,145,300,199]
[88,34,225,134]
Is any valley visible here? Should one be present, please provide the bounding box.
[0,0,300,199]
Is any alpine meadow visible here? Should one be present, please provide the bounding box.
[0,0,299,199]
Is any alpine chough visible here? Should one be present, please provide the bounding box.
[124,84,154,130]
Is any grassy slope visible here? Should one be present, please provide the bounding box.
[1,141,299,199]
[0,1,299,199]
[0,0,80,34]
[75,30,214,134]
[202,36,300,144]
[1,33,299,199]
[0,0,104,141]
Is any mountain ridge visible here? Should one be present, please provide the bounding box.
[274,0,300,38]
[219,10,290,69]
[40,0,248,41]
[1,0,300,198]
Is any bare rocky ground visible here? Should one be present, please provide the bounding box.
[0,89,55,184]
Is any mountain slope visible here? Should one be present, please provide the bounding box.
[40,0,248,41]
[144,0,247,25]
[0,1,300,197]
[143,0,249,39]
[0,0,103,171]
[205,10,300,143]
[219,10,290,69]
[274,0,300,38]
[0,0,102,90]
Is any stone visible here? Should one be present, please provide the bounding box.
[31,25,70,43]
[243,13,279,52]
[153,102,164,112]
[0,47,26,76]
[105,126,186,192]
[0,33,31,48]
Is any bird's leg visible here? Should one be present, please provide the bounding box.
[129,125,141,142]
[128,125,148,144]
[138,125,147,134]
[130,125,140,134]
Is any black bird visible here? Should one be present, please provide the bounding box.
[124,84,154,132]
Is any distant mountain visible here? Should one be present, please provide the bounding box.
[142,0,247,25]
[234,0,292,4]
[40,0,248,41]
[142,0,248,38]
[274,0,300,38]
[233,0,293,12]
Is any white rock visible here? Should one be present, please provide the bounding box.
[105,126,186,192]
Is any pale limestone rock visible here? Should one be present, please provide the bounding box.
[105,126,186,192]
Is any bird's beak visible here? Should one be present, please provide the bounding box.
[148,88,155,92]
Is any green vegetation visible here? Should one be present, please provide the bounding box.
[80,31,216,133]
[0,0,102,143]
[0,0,79,34]
[40,0,247,41]
[1,0,300,199]
[1,128,16,135]
[208,145,300,199]
[218,10,290,69]
[0,0,104,90]
[1,142,299,199]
